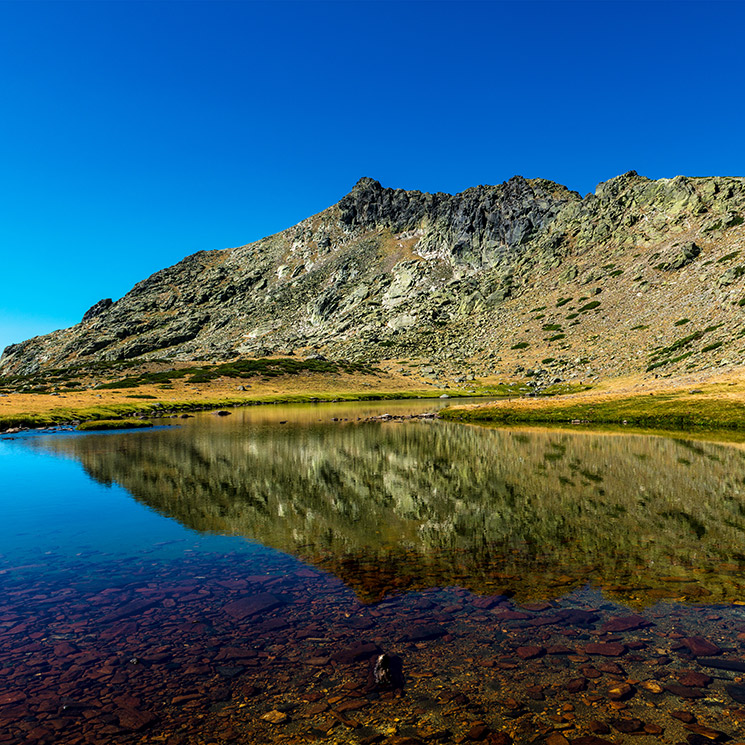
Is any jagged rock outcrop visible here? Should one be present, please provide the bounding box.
[2,172,745,379]
[81,298,113,323]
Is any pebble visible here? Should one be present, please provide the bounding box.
[261,710,288,724]
[607,682,634,701]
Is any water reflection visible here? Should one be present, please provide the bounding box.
[29,408,745,605]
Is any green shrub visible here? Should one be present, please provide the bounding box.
[511,341,530,350]
[578,300,601,312]
[718,251,740,263]
[701,341,723,353]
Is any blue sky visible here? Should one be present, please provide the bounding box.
[1,0,744,357]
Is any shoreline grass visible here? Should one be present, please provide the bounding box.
[76,419,154,432]
[440,392,745,430]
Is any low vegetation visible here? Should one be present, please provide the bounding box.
[0,356,379,396]
[440,391,745,430]
[76,419,153,431]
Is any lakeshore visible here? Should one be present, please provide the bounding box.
[4,361,745,434]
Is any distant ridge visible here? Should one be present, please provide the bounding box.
[3,172,745,386]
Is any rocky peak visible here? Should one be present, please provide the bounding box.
[2,172,745,379]
[82,298,113,323]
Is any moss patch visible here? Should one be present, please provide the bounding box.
[76,419,153,431]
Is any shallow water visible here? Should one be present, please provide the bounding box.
[3,401,745,744]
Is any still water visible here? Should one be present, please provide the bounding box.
[3,400,745,744]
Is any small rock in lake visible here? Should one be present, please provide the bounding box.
[215,410,232,417]
[607,682,634,700]
[638,679,664,694]
[374,653,392,686]
[682,635,722,657]
[726,683,745,704]
[261,710,288,724]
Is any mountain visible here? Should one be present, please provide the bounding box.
[3,172,745,384]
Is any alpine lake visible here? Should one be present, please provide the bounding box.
[3,399,745,745]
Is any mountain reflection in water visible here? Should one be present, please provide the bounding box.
[31,409,745,605]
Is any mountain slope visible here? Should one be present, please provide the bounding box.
[3,172,745,385]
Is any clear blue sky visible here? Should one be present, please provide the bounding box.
[2,0,744,356]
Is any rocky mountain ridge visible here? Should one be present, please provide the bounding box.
[3,172,745,385]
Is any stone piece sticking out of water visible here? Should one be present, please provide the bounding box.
[223,593,282,620]
[682,636,722,656]
[373,654,392,686]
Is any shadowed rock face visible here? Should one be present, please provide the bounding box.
[29,413,745,604]
[3,172,745,378]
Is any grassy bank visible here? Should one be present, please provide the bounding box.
[440,389,745,430]
[76,418,153,431]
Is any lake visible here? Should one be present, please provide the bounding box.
[2,399,745,744]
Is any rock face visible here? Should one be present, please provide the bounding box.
[2,172,745,377]
[81,298,113,323]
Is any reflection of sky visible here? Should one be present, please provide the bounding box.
[0,439,251,566]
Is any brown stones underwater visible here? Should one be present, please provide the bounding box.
[5,549,745,743]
